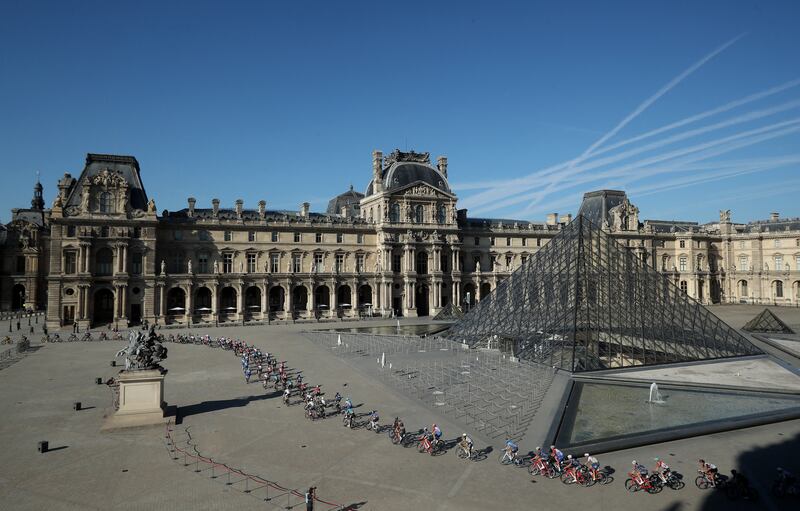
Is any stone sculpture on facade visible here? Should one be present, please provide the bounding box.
[187,259,192,274]
[160,259,166,275]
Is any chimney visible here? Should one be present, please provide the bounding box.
[235,199,243,218]
[187,197,196,217]
[546,213,558,226]
[212,198,220,217]
[770,212,780,222]
[300,202,310,217]
[437,156,448,178]
[372,150,383,192]
[258,200,266,218]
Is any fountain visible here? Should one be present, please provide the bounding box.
[648,382,664,404]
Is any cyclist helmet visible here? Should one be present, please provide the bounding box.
[632,460,638,465]
[654,457,660,461]
[567,455,573,460]
[698,459,705,464]
[584,453,590,457]
[462,433,467,438]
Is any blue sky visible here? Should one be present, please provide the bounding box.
[1,0,799,224]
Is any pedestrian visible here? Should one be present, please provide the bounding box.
[305,486,315,511]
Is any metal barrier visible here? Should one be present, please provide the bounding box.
[164,420,344,510]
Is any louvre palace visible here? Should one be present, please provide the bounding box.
[1,150,799,329]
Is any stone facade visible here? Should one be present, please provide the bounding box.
[1,151,799,329]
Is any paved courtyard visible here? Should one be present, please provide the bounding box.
[1,308,799,510]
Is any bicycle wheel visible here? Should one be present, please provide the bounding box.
[560,472,575,485]
[646,482,663,494]
[669,478,685,490]
[579,469,595,488]
[456,448,468,459]
[624,479,639,493]
[544,465,558,479]
[696,475,710,490]
[529,464,541,476]
[499,453,511,465]
[418,442,427,453]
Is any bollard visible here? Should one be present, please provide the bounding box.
[73,402,81,411]
[95,377,103,385]
[38,441,48,453]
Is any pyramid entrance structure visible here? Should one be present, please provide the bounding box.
[743,308,796,334]
[432,302,464,321]
[446,214,761,371]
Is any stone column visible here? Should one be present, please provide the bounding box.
[308,282,315,314]
[261,282,268,315]
[113,285,120,320]
[159,285,166,317]
[186,284,193,322]
[120,285,127,320]
[237,282,244,319]
[286,283,293,318]
[123,245,128,273]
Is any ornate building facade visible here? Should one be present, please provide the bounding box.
[1,151,799,329]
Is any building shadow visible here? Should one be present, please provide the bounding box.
[699,430,800,510]
[176,392,279,424]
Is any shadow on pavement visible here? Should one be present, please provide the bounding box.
[176,392,279,424]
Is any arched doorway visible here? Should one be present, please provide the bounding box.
[358,284,372,316]
[220,286,237,314]
[463,283,476,311]
[337,285,352,309]
[293,286,308,313]
[738,280,748,299]
[93,288,114,325]
[416,284,429,317]
[315,285,330,313]
[245,286,262,316]
[11,284,25,310]
[269,286,285,312]
[167,288,186,315]
[195,287,212,313]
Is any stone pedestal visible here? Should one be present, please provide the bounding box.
[102,368,167,430]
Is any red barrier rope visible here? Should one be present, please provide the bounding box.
[165,420,344,509]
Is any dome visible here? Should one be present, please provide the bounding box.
[326,185,364,216]
[365,161,451,196]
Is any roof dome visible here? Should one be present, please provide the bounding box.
[326,185,364,216]
[365,161,451,196]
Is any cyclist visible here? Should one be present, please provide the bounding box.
[344,397,353,411]
[282,387,291,405]
[459,433,474,458]
[505,439,519,463]
[564,454,581,483]
[698,459,718,486]
[431,424,442,448]
[585,453,600,481]
[393,419,406,443]
[369,410,380,431]
[549,445,564,472]
[653,457,670,484]
[631,460,648,486]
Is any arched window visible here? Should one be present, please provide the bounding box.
[414,204,424,223]
[739,280,748,297]
[437,204,446,224]
[99,192,114,213]
[389,203,400,222]
[774,280,784,298]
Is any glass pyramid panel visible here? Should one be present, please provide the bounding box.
[446,215,761,372]
[433,303,464,321]
[742,308,796,334]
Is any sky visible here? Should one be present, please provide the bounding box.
[1,0,799,224]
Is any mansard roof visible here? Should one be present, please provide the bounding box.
[63,153,148,211]
[327,185,364,215]
[161,208,368,225]
[365,150,451,196]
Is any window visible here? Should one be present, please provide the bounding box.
[440,252,448,272]
[389,203,400,222]
[679,240,685,248]
[247,253,256,273]
[474,256,481,271]
[490,237,495,246]
[679,256,687,272]
[740,280,748,297]
[99,192,113,213]
[16,256,25,273]
[536,238,541,247]
[505,255,512,268]
[474,237,480,246]
[392,254,402,273]
[223,253,233,273]
[64,251,77,274]
[796,255,800,269]
[739,255,749,271]
[437,204,446,224]
[739,240,745,249]
[294,232,301,243]
[131,252,142,275]
[248,231,256,242]
[174,230,182,241]
[133,227,141,239]
[414,204,424,223]
[775,255,783,271]
[521,255,528,265]
[315,233,323,243]
[292,254,302,273]
[224,231,232,242]
[270,253,280,273]
[336,233,343,243]
[680,280,688,294]
[774,239,781,248]
[95,248,113,276]
[198,230,210,241]
[356,254,365,273]
[335,254,344,272]
[101,226,109,237]
[170,253,182,274]
[271,231,279,242]
[66,225,76,237]
[197,252,209,273]
[775,280,784,298]
[313,253,324,272]
[522,238,527,247]
[506,237,511,247]
[357,233,364,244]
[796,239,800,247]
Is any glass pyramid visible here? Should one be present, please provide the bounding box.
[433,303,464,321]
[742,308,796,334]
[446,215,761,372]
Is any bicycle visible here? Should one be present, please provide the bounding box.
[529,456,557,479]
[1,336,13,345]
[417,433,443,456]
[561,465,594,487]
[342,412,355,429]
[625,472,663,494]
[586,465,612,485]
[695,470,720,490]
[455,443,481,461]
[499,449,525,466]
[655,470,685,490]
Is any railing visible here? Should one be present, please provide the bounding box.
[164,420,344,510]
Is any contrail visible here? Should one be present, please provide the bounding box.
[468,119,800,214]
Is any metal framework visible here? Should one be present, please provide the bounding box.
[446,215,761,372]
[742,308,796,334]
[432,302,464,321]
